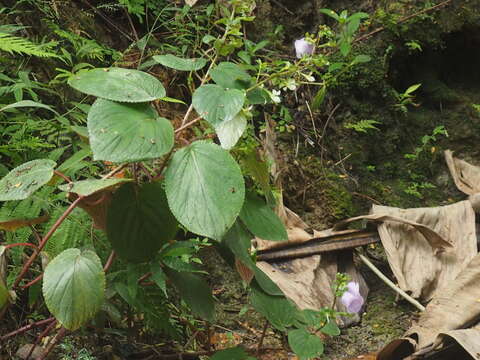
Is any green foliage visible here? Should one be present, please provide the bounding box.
[68,68,166,103]
[165,141,245,240]
[344,119,381,133]
[0,159,56,201]
[43,248,105,330]
[153,54,207,71]
[106,182,178,263]
[210,346,256,360]
[87,99,174,162]
[165,268,215,321]
[239,192,287,241]
[393,83,422,114]
[192,85,246,127]
[0,1,375,357]
[0,32,58,58]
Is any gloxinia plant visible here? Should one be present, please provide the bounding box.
[294,37,315,58]
[341,281,364,313]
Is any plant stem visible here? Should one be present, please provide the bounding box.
[25,320,57,360]
[0,317,55,341]
[256,320,269,356]
[39,327,67,360]
[4,242,37,250]
[358,253,425,312]
[21,273,43,289]
[103,251,116,272]
[13,196,84,289]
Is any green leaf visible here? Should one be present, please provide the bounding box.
[250,286,296,331]
[319,8,339,21]
[223,222,283,296]
[0,159,56,201]
[0,278,8,311]
[71,125,89,139]
[192,84,245,127]
[58,178,132,197]
[165,268,214,321]
[288,328,324,360]
[240,192,287,241]
[210,346,252,360]
[153,54,207,71]
[68,67,166,102]
[0,100,59,114]
[210,62,251,89]
[215,112,247,150]
[405,83,421,95]
[87,99,174,163]
[43,248,105,331]
[246,87,270,105]
[150,262,167,296]
[160,96,186,105]
[352,54,371,64]
[312,85,326,110]
[106,182,179,263]
[320,319,341,336]
[165,141,245,240]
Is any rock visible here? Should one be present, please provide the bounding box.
[16,344,45,360]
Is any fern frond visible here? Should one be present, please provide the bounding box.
[0,32,58,58]
[43,208,92,259]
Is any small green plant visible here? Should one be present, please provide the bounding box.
[344,119,380,133]
[404,125,448,161]
[392,83,421,114]
[405,40,422,52]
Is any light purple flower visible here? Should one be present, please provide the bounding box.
[294,38,315,58]
[341,281,364,314]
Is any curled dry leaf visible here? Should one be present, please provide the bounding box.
[69,191,112,231]
[0,214,49,231]
[235,258,254,284]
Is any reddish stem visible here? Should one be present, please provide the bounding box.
[54,170,72,183]
[103,251,116,272]
[25,320,57,360]
[4,242,37,251]
[137,271,152,284]
[13,196,84,289]
[0,317,55,341]
[21,273,43,289]
[39,327,67,360]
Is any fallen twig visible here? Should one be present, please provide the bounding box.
[358,253,426,312]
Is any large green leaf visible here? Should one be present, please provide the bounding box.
[58,178,131,196]
[88,99,174,162]
[165,268,214,321]
[215,112,247,150]
[165,141,245,240]
[222,221,283,296]
[250,286,297,331]
[43,248,105,331]
[0,100,59,114]
[192,84,245,127]
[288,328,324,360]
[107,182,178,263]
[68,67,166,102]
[153,54,207,71]
[239,192,287,241]
[210,346,254,360]
[210,62,251,89]
[0,159,56,201]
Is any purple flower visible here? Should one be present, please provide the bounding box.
[341,281,364,314]
[294,38,314,58]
